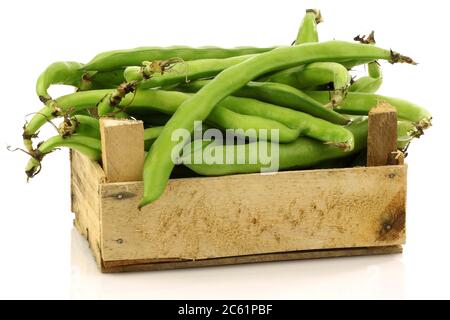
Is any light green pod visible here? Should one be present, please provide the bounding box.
[36,61,86,102]
[306,91,432,127]
[264,62,351,91]
[181,119,367,176]
[125,55,254,89]
[127,90,354,147]
[349,62,383,93]
[58,115,100,139]
[25,135,102,179]
[178,79,350,125]
[84,46,276,72]
[140,40,416,207]
[295,9,322,44]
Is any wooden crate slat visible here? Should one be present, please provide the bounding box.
[99,165,406,261]
[101,245,403,273]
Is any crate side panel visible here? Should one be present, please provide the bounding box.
[100,165,406,261]
[102,246,403,273]
[71,151,105,267]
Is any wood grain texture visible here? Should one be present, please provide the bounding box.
[367,103,398,166]
[99,118,144,183]
[101,245,403,273]
[71,150,105,268]
[99,165,407,262]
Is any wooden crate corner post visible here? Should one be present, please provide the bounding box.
[367,102,403,166]
[99,118,145,183]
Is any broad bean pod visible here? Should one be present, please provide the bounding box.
[181,119,367,176]
[349,62,383,93]
[124,55,254,89]
[306,91,431,127]
[58,115,100,139]
[263,62,351,106]
[88,70,126,89]
[23,89,113,150]
[36,61,87,103]
[25,135,102,178]
[140,40,414,207]
[114,92,294,142]
[177,80,350,125]
[294,9,322,44]
[128,89,353,146]
[84,46,276,71]
[97,82,138,117]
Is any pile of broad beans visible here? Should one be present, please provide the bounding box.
[21,9,431,208]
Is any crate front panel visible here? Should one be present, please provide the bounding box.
[99,165,406,262]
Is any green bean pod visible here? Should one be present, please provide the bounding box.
[140,40,414,207]
[144,126,165,150]
[340,58,383,69]
[348,76,382,93]
[58,115,100,139]
[126,90,310,143]
[397,120,421,149]
[219,96,354,150]
[294,9,322,44]
[124,55,254,89]
[127,89,353,146]
[25,124,171,179]
[84,46,276,72]
[24,89,112,147]
[24,88,303,144]
[368,61,382,78]
[97,82,137,117]
[263,62,349,89]
[25,135,102,179]
[181,119,367,176]
[36,61,86,103]
[306,91,432,127]
[349,62,383,93]
[178,80,350,125]
[88,70,126,89]
[264,62,351,107]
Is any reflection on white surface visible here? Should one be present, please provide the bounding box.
[70,228,405,299]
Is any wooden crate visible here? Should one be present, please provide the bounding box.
[71,106,407,273]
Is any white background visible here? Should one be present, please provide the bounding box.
[1,0,449,299]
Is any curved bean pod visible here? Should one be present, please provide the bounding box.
[368,61,382,78]
[178,80,350,125]
[97,82,137,117]
[182,119,367,176]
[58,115,100,139]
[36,61,86,103]
[84,46,276,71]
[88,70,126,89]
[349,62,383,93]
[397,120,422,149]
[126,91,302,143]
[219,96,354,150]
[24,88,299,144]
[140,40,414,207]
[124,55,254,89]
[294,9,322,44]
[23,89,112,150]
[348,76,382,93]
[306,91,431,127]
[127,89,353,146]
[25,135,102,179]
[264,62,351,106]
